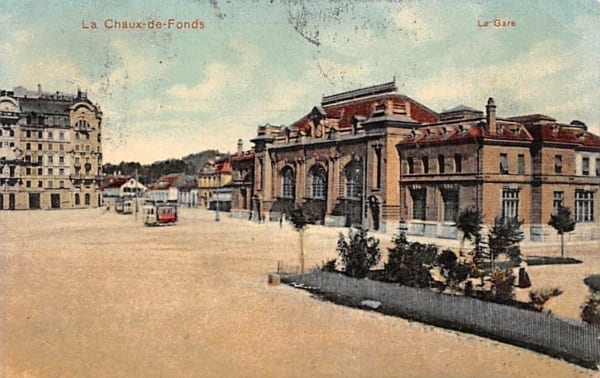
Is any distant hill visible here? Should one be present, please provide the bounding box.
[103,150,222,184]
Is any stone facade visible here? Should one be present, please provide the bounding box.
[234,81,600,242]
[0,85,103,210]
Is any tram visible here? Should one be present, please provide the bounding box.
[143,202,178,226]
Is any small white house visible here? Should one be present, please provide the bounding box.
[120,178,147,198]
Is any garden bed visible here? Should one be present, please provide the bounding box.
[282,270,600,370]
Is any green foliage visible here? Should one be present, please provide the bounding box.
[337,228,381,279]
[490,269,516,301]
[103,150,220,184]
[581,293,600,327]
[548,206,576,235]
[584,274,600,293]
[456,207,483,244]
[488,216,524,264]
[320,258,337,272]
[384,233,437,288]
[529,287,563,312]
[286,208,309,231]
[437,249,472,292]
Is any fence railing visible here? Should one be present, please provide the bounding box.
[283,271,600,369]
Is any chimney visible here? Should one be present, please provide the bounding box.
[237,139,243,154]
[37,84,42,97]
[486,97,496,134]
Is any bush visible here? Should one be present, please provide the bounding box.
[529,287,563,312]
[583,274,600,292]
[385,233,437,288]
[320,258,337,272]
[488,216,524,265]
[336,228,381,279]
[490,269,516,301]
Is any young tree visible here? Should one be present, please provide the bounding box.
[384,233,437,288]
[337,227,381,279]
[455,207,483,256]
[488,216,524,267]
[548,205,576,258]
[287,208,309,274]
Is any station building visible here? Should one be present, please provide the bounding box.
[237,80,600,241]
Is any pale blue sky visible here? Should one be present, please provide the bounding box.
[1,0,598,163]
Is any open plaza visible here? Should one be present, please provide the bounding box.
[0,208,597,377]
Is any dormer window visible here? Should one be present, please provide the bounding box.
[75,119,90,130]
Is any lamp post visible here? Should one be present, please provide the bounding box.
[215,172,220,222]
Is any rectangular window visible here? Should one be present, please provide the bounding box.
[411,189,426,221]
[37,168,42,175]
[59,132,65,141]
[38,143,42,150]
[48,168,53,175]
[596,158,600,176]
[26,130,31,138]
[554,155,562,174]
[500,154,509,174]
[575,190,594,222]
[582,157,590,176]
[443,190,459,222]
[422,157,429,174]
[59,156,64,165]
[60,144,64,151]
[48,144,53,151]
[48,132,53,140]
[502,188,519,220]
[26,143,31,150]
[552,191,564,214]
[26,181,31,188]
[517,154,525,174]
[438,154,445,174]
[407,157,414,174]
[38,131,43,138]
[26,167,31,175]
[59,180,65,188]
[454,154,462,173]
[37,181,42,188]
[37,156,42,164]
[47,181,53,189]
[48,155,53,164]
[59,168,64,175]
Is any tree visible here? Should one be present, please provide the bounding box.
[488,216,524,267]
[384,233,437,288]
[337,227,381,279]
[455,207,483,256]
[286,208,309,274]
[548,205,576,258]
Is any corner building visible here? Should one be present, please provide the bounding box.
[242,81,600,241]
[0,86,103,210]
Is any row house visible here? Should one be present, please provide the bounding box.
[197,155,232,210]
[0,85,103,210]
[233,80,600,241]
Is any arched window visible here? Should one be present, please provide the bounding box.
[281,166,295,198]
[345,159,363,199]
[85,193,91,205]
[309,164,327,200]
[74,193,80,205]
[75,119,90,129]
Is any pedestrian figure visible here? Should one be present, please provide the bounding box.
[279,214,283,228]
[518,261,531,288]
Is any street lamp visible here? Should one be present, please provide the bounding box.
[215,172,220,222]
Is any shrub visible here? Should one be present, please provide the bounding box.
[320,258,337,272]
[582,275,600,327]
[436,249,472,293]
[490,269,516,301]
[488,216,524,265]
[337,228,381,279]
[385,233,437,288]
[529,287,563,312]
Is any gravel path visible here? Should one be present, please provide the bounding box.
[0,208,595,377]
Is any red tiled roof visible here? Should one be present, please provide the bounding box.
[231,151,255,162]
[289,94,439,133]
[526,123,600,148]
[101,176,130,190]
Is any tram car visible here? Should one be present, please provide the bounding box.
[143,202,178,226]
[114,197,125,213]
[122,199,133,215]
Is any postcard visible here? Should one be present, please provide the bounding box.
[1,1,599,376]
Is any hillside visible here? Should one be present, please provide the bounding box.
[103,150,222,184]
